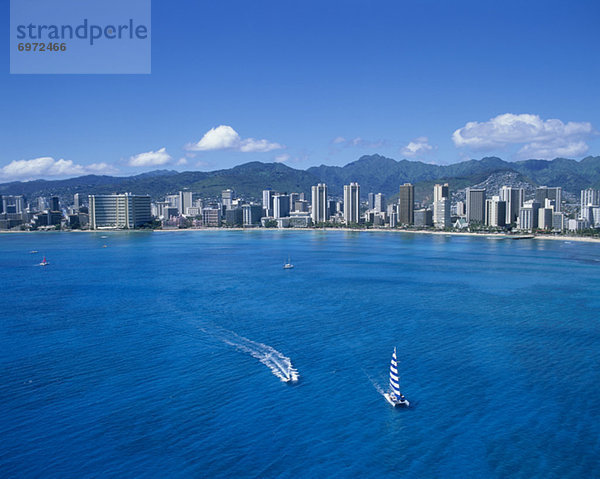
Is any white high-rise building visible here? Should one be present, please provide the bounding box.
[433,183,450,229]
[343,182,360,224]
[485,196,506,227]
[374,193,386,213]
[262,189,276,217]
[311,183,329,224]
[89,193,152,229]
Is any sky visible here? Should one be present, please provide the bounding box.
[1,0,599,181]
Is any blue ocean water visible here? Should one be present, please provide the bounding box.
[1,231,599,478]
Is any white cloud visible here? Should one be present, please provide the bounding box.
[187,125,283,152]
[129,147,172,167]
[0,157,117,181]
[176,158,188,166]
[274,153,290,163]
[331,136,385,148]
[452,113,594,159]
[401,136,434,158]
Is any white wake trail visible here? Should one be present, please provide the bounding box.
[363,368,386,397]
[217,330,299,383]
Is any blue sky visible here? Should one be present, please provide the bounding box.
[1,0,599,180]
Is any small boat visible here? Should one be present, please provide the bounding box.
[383,347,409,407]
[283,257,294,269]
[30,250,38,254]
[39,257,49,266]
[102,245,108,248]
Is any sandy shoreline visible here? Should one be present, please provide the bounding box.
[2,227,599,243]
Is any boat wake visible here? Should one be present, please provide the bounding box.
[363,368,386,397]
[214,329,299,383]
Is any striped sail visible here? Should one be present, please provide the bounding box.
[389,347,401,399]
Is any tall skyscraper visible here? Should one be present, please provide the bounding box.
[343,182,360,224]
[262,189,276,216]
[398,183,414,225]
[89,194,152,229]
[374,193,386,213]
[499,186,524,224]
[433,183,450,229]
[273,194,290,219]
[49,196,60,212]
[222,189,235,210]
[581,188,600,211]
[535,186,562,212]
[466,188,486,224]
[368,192,375,210]
[311,183,329,223]
[179,191,193,214]
[73,193,82,211]
[485,196,506,227]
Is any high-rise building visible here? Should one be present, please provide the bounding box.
[466,188,486,224]
[73,193,82,211]
[414,208,433,227]
[485,196,506,227]
[262,189,276,216]
[389,212,397,228]
[538,207,553,230]
[222,189,235,210]
[374,193,386,213]
[179,191,193,214]
[581,188,600,212]
[89,193,152,229]
[273,194,290,219]
[433,183,450,229]
[49,196,60,212]
[368,192,375,210]
[455,201,466,217]
[398,183,414,225]
[535,186,562,212]
[2,195,25,214]
[202,207,221,226]
[518,201,540,230]
[242,204,264,226]
[311,183,329,223]
[499,186,524,224]
[165,194,180,213]
[343,182,360,224]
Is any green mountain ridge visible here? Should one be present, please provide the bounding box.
[1,155,599,204]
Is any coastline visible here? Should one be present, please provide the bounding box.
[3,227,599,243]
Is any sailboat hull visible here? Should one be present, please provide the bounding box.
[384,393,409,407]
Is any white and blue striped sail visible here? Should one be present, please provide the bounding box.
[389,347,402,399]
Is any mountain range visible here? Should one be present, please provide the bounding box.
[1,155,599,204]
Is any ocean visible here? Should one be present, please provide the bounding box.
[1,230,599,478]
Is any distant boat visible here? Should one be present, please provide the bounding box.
[283,257,294,269]
[39,257,49,266]
[102,245,108,248]
[100,235,108,239]
[30,250,38,254]
[384,347,409,407]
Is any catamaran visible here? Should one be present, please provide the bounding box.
[39,257,49,266]
[384,347,409,407]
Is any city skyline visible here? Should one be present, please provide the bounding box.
[1,1,600,181]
